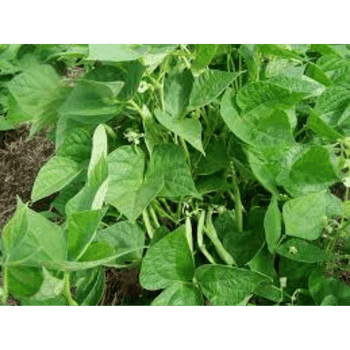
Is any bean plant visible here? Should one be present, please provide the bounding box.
[1,44,350,305]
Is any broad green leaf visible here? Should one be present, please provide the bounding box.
[21,297,67,306]
[214,210,265,266]
[308,109,343,141]
[22,267,64,301]
[277,145,339,197]
[248,245,278,280]
[87,44,150,62]
[264,195,281,253]
[258,44,301,60]
[78,242,114,262]
[31,156,83,202]
[221,89,295,150]
[0,117,15,130]
[164,68,193,118]
[283,191,327,240]
[75,267,105,306]
[196,136,229,175]
[59,79,124,124]
[65,125,108,215]
[105,146,163,221]
[145,144,200,199]
[188,70,242,111]
[94,220,145,264]
[265,59,304,78]
[276,238,331,263]
[192,44,219,71]
[195,173,229,195]
[306,62,334,87]
[2,200,67,266]
[268,75,325,98]
[154,109,204,154]
[236,81,304,116]
[8,62,68,127]
[195,265,270,306]
[151,283,203,306]
[309,268,350,305]
[313,86,350,135]
[246,150,280,194]
[86,61,146,100]
[150,226,170,247]
[311,44,342,57]
[142,105,169,154]
[140,226,195,290]
[67,208,106,261]
[254,282,282,303]
[57,127,92,163]
[7,266,44,299]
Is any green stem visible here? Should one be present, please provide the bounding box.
[180,137,190,165]
[63,271,79,306]
[142,208,154,239]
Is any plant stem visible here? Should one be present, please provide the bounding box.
[142,208,154,239]
[63,271,78,306]
[179,137,190,164]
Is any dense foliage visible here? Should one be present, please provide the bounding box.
[1,44,350,305]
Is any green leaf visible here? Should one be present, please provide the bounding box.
[195,265,270,306]
[59,79,124,124]
[192,44,219,71]
[94,220,145,264]
[258,44,301,60]
[151,283,203,306]
[236,81,304,116]
[2,200,67,266]
[264,195,281,253]
[78,241,114,262]
[7,266,44,299]
[221,89,295,150]
[65,124,108,215]
[105,146,163,221]
[248,245,278,280]
[254,282,282,303]
[313,86,350,135]
[87,44,150,62]
[188,70,242,111]
[145,144,200,199]
[140,226,195,290]
[309,268,350,305]
[196,136,229,175]
[282,191,328,240]
[21,297,67,306]
[277,145,339,197]
[66,208,106,261]
[31,156,83,202]
[57,127,92,163]
[214,210,265,266]
[306,62,334,87]
[154,109,204,154]
[8,61,68,128]
[164,68,193,118]
[0,117,15,130]
[86,61,146,100]
[276,238,331,263]
[75,267,105,306]
[195,173,229,195]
